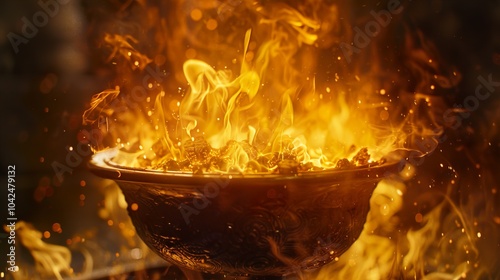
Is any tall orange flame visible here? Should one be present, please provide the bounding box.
[84,0,450,174]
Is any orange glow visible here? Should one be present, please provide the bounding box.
[415,213,423,223]
[39,73,58,94]
[130,203,139,211]
[206,19,218,30]
[52,223,62,233]
[190,9,202,21]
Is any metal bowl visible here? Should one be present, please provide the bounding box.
[88,149,399,276]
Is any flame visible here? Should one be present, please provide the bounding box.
[314,161,485,280]
[103,34,153,70]
[73,181,165,277]
[3,221,72,280]
[84,0,437,173]
[314,177,407,280]
[82,0,499,279]
[6,184,164,279]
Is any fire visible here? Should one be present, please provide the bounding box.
[3,221,72,280]
[84,0,422,174]
[79,0,498,279]
[314,161,482,280]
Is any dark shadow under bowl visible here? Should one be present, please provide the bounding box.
[88,149,399,276]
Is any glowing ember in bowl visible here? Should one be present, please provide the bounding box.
[89,148,400,276]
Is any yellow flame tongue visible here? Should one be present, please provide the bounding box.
[180,57,260,147]
[85,1,440,174]
[4,222,72,280]
[162,19,390,173]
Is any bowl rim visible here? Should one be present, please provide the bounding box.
[88,148,402,185]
